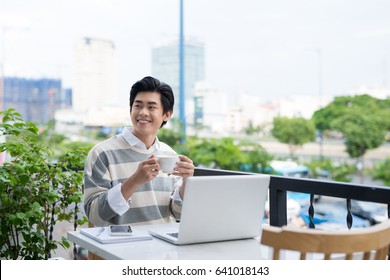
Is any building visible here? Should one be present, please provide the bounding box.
[63,88,73,109]
[53,37,119,137]
[152,39,205,117]
[73,37,117,112]
[193,82,229,135]
[3,77,63,123]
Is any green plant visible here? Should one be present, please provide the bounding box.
[0,109,88,259]
[371,158,390,187]
[305,158,356,182]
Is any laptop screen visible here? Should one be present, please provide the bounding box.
[174,174,270,244]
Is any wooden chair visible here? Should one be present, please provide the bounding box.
[260,219,390,260]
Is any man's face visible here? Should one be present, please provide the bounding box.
[130,91,171,140]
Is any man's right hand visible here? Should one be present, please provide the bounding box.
[131,156,160,185]
[121,156,160,200]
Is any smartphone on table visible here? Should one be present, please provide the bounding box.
[108,225,133,236]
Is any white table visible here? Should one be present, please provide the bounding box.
[67,224,269,260]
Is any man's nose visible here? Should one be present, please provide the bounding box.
[139,107,149,115]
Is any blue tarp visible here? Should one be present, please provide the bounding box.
[299,205,370,228]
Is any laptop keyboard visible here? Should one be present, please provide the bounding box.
[167,232,179,239]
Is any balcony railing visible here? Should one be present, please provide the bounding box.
[194,167,390,229]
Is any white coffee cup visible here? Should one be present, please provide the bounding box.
[156,155,180,174]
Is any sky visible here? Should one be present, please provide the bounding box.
[1,0,390,106]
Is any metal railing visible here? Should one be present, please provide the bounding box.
[194,167,390,228]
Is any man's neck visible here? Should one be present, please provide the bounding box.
[143,136,156,150]
[130,129,156,150]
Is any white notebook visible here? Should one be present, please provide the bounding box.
[80,227,152,244]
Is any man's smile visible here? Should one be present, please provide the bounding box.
[137,119,152,124]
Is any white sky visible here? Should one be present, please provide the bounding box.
[1,0,390,106]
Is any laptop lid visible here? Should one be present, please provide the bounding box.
[149,174,270,245]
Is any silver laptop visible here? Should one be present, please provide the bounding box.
[148,174,270,245]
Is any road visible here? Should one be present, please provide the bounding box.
[260,141,390,168]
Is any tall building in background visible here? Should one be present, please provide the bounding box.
[73,37,117,112]
[152,39,205,117]
[3,77,63,123]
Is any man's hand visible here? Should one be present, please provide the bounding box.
[131,156,160,185]
[121,156,159,200]
[173,155,195,179]
[173,155,195,200]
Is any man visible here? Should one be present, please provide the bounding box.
[84,76,195,226]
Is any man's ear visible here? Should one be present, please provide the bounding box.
[163,111,173,122]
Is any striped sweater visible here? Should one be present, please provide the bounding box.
[83,133,182,226]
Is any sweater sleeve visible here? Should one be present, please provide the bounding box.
[83,148,119,225]
[169,177,183,220]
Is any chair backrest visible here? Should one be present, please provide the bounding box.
[260,219,390,260]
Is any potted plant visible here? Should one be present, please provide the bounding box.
[0,108,88,259]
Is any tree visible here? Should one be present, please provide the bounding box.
[244,121,261,135]
[331,108,386,158]
[240,142,274,173]
[312,94,390,132]
[185,137,243,170]
[371,158,390,187]
[37,120,93,160]
[312,94,389,183]
[271,117,316,158]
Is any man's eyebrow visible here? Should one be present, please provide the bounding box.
[134,100,158,105]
